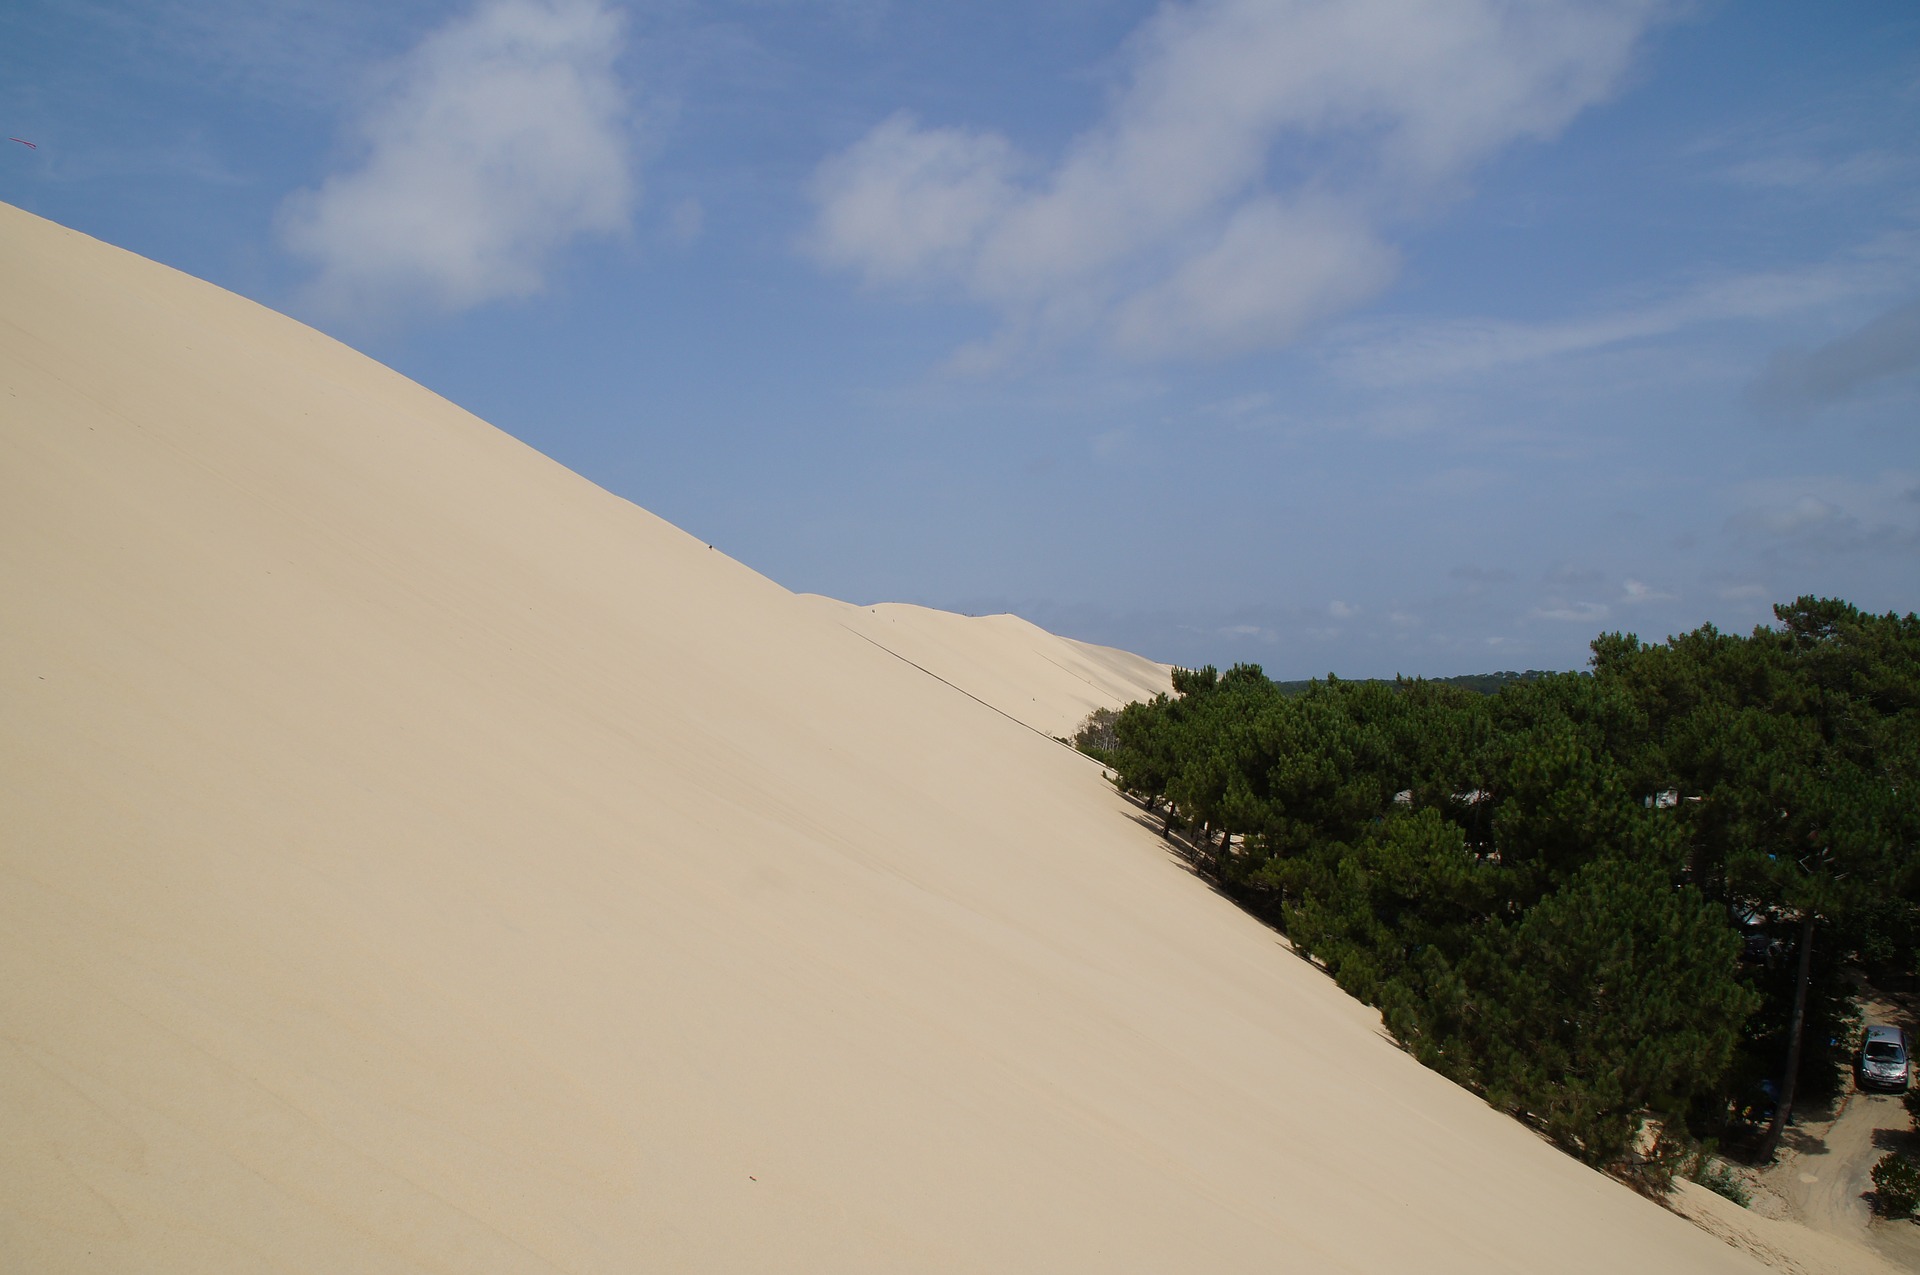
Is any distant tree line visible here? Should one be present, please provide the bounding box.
[1268,669,1559,698]
[1079,598,1920,1182]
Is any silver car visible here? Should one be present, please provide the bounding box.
[1859,1024,1910,1093]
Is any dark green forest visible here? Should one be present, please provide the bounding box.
[1269,669,1559,697]
[1080,598,1920,1185]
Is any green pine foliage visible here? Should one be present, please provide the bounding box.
[1874,1152,1920,1218]
[1451,859,1756,1165]
[1687,1154,1752,1208]
[1101,598,1920,1180]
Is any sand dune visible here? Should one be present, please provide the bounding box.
[0,201,1838,1272]
[801,597,1170,740]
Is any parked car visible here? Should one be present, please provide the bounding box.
[1858,1024,1911,1093]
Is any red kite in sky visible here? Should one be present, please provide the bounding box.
[8,138,35,149]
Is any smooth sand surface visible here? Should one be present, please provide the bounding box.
[800,597,1170,740]
[0,201,1813,1272]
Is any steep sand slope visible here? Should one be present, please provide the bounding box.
[800,597,1171,739]
[0,201,1778,1273]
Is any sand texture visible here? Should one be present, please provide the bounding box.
[0,200,1813,1272]
[1670,1182,1906,1275]
[800,597,1170,740]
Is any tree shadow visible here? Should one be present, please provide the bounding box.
[1120,808,1217,878]
[1799,1092,1844,1124]
[1119,797,1231,882]
[1116,796,1324,974]
[1778,1125,1833,1157]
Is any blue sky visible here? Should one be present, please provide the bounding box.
[5,0,1917,677]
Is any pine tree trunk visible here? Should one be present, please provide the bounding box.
[1759,910,1818,1161]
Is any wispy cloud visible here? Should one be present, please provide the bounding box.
[807,0,1666,364]
[278,0,636,320]
[1719,149,1909,191]
[1620,578,1675,605]
[1724,473,1920,557]
[1750,494,1839,536]
[1691,102,1918,195]
[1530,600,1611,623]
[1328,253,1917,386]
[665,196,705,246]
[1747,295,1920,419]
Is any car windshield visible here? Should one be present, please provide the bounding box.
[1866,1042,1903,1061]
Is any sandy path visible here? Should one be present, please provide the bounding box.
[1777,1090,1905,1243]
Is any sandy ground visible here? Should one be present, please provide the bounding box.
[1776,1091,1908,1248]
[1672,1181,1909,1275]
[0,199,1833,1272]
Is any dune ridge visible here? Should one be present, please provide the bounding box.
[0,200,1819,1271]
[801,597,1170,740]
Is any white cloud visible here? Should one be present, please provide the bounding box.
[808,0,1665,363]
[279,0,636,319]
[1329,599,1358,619]
[808,113,1019,288]
[1111,196,1398,357]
